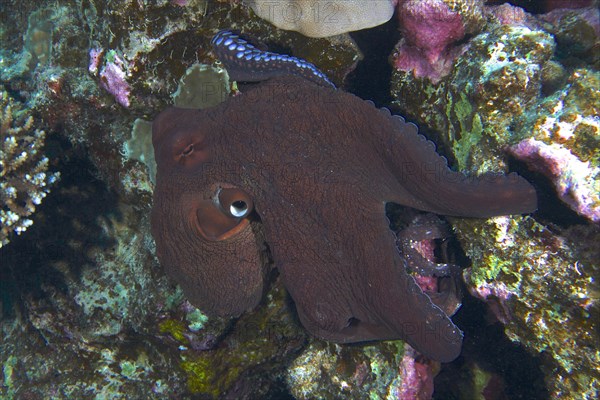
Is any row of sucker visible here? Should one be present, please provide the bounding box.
[211,30,335,88]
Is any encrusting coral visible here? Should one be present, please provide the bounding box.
[391,3,600,397]
[0,88,59,248]
[393,0,486,83]
[245,0,396,37]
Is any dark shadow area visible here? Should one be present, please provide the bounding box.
[488,0,595,14]
[0,136,120,320]
[435,291,549,400]
[262,378,297,400]
[507,157,590,228]
[486,0,547,14]
[348,15,400,106]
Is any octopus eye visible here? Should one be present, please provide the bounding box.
[230,200,249,217]
[217,187,254,219]
[194,186,254,241]
[181,143,194,156]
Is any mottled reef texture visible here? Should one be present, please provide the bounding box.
[391,2,599,398]
[0,1,361,398]
[1,0,598,399]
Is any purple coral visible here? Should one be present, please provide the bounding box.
[465,269,514,324]
[393,0,484,82]
[88,48,103,74]
[98,53,131,108]
[488,3,529,26]
[396,346,436,399]
[510,138,600,222]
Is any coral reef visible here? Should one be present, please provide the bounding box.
[0,88,59,248]
[166,281,307,398]
[0,181,189,397]
[286,340,409,399]
[391,3,600,398]
[456,216,600,398]
[539,5,600,69]
[510,137,599,222]
[510,66,600,223]
[393,23,556,171]
[245,0,396,38]
[393,0,486,82]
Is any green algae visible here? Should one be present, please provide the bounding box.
[159,319,188,345]
[162,281,306,398]
[392,25,555,173]
[450,92,484,170]
[181,356,218,396]
[2,355,17,399]
[180,342,265,397]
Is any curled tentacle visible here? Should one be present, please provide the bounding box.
[396,213,460,277]
[211,30,335,88]
[396,213,463,316]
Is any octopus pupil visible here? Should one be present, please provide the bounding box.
[230,200,248,217]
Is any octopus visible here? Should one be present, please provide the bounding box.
[151,31,537,362]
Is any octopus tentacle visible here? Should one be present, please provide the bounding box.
[211,30,335,88]
[395,213,463,317]
[378,112,537,217]
[396,213,459,277]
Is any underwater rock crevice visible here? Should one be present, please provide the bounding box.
[0,146,119,319]
[434,290,550,400]
[507,157,592,228]
[347,15,400,106]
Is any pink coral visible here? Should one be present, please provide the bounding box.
[99,54,131,108]
[465,270,514,324]
[88,48,103,74]
[397,346,436,399]
[488,3,529,26]
[510,138,600,222]
[393,0,484,82]
[414,275,438,292]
